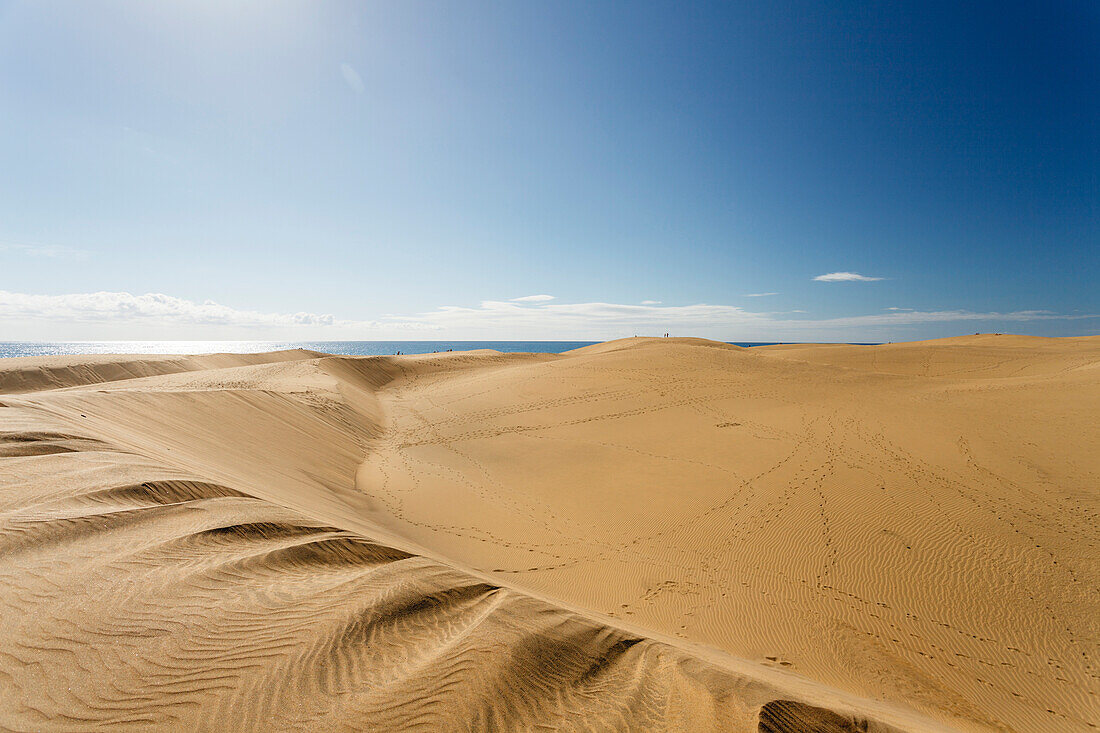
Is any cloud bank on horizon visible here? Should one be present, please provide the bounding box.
[0,289,1094,342]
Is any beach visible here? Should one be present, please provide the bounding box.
[0,335,1096,731]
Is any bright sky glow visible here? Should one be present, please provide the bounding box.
[0,1,1096,341]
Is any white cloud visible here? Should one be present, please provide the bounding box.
[743,292,779,297]
[400,300,1096,340]
[1,289,1094,342]
[640,300,661,305]
[785,309,1071,328]
[813,272,883,282]
[340,63,365,94]
[408,300,768,338]
[510,294,555,302]
[0,290,341,328]
[0,290,437,340]
[886,307,913,311]
[0,242,89,260]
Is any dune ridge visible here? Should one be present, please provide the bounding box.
[1,336,1097,731]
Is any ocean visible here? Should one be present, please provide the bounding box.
[0,340,791,359]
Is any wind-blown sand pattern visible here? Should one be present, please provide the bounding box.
[0,336,1096,731]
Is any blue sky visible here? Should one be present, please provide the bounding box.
[1,0,1096,341]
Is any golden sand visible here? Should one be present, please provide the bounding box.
[1,335,1096,731]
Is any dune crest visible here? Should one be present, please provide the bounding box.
[1,336,1097,731]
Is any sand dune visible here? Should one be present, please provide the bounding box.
[0,349,325,395]
[1,336,1096,731]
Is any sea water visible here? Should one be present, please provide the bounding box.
[0,341,789,359]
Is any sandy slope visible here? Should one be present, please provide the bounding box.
[0,337,1096,731]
